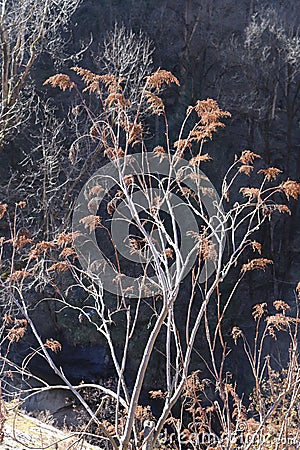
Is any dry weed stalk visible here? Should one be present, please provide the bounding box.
[0,66,299,450]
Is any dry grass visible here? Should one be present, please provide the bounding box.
[3,403,99,450]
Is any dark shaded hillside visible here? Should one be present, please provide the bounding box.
[2,0,298,294]
[0,0,299,424]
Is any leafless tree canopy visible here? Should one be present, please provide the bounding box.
[0,0,80,148]
[95,24,154,107]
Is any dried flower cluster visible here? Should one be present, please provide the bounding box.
[145,91,164,115]
[266,314,295,331]
[242,258,273,273]
[104,147,125,160]
[153,145,166,161]
[57,232,77,247]
[0,203,7,220]
[13,228,32,250]
[59,247,76,259]
[258,167,282,181]
[164,247,173,259]
[48,261,70,273]
[72,67,123,94]
[149,389,167,399]
[189,153,212,166]
[240,150,261,164]
[43,74,75,91]
[29,240,56,259]
[8,269,30,282]
[124,122,143,145]
[79,215,102,233]
[273,300,290,312]
[280,180,300,200]
[189,99,231,142]
[105,92,130,109]
[146,69,180,92]
[193,98,231,123]
[174,138,192,152]
[231,326,243,344]
[252,302,268,320]
[251,241,262,254]
[240,187,260,199]
[238,164,253,176]
[44,338,62,353]
[7,318,28,342]
[188,230,217,261]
